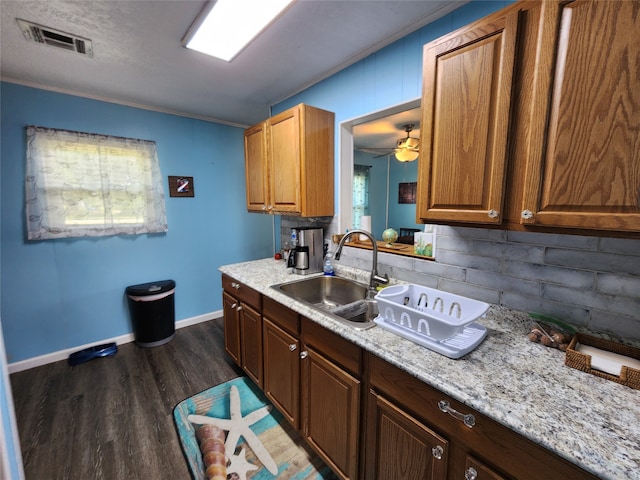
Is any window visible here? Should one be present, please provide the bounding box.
[25,126,168,240]
[352,164,370,229]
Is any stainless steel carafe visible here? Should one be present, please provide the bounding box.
[287,227,324,275]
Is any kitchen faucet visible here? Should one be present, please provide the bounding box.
[334,229,389,296]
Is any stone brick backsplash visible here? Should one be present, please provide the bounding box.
[282,219,640,341]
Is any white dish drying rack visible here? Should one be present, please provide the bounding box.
[374,284,489,359]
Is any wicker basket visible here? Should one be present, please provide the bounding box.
[565,333,640,390]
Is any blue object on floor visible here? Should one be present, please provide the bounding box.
[68,342,117,366]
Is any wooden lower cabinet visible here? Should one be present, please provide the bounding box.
[222,290,241,365]
[365,391,448,480]
[262,317,300,428]
[301,346,360,480]
[366,353,597,480]
[261,305,363,480]
[223,281,597,480]
[222,274,262,387]
[239,302,262,387]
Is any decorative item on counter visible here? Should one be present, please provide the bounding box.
[414,225,436,257]
[196,424,227,480]
[382,228,398,247]
[526,313,575,351]
[331,233,344,244]
[565,333,640,390]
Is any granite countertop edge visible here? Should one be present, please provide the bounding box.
[219,258,639,480]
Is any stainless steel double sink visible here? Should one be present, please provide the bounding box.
[271,275,377,330]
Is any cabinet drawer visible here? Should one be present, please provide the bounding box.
[368,353,596,480]
[263,296,300,335]
[302,316,362,377]
[222,274,261,310]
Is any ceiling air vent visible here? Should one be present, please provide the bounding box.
[16,19,93,57]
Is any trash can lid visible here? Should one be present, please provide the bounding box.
[126,279,175,296]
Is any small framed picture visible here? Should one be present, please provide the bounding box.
[398,182,417,204]
[168,176,194,197]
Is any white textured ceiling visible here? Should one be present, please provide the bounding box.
[0,0,466,127]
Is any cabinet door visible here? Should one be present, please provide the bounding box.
[521,0,640,232]
[366,392,448,480]
[301,347,360,480]
[268,107,301,213]
[222,291,241,365]
[417,10,518,224]
[263,318,300,428]
[240,303,262,388]
[244,122,269,212]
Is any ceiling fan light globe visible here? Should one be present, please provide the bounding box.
[395,149,419,162]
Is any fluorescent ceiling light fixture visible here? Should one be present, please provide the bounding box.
[185,0,294,61]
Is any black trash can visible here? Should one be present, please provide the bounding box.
[126,279,176,347]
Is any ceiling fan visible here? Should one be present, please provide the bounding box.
[356,124,420,162]
[394,124,420,162]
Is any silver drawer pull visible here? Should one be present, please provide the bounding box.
[300,350,308,359]
[438,400,475,428]
[289,343,297,352]
[487,209,499,219]
[230,303,237,309]
[231,282,240,289]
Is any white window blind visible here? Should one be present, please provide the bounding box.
[25,126,168,240]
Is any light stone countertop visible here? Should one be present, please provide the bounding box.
[219,258,640,480]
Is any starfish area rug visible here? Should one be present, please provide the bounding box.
[173,376,338,480]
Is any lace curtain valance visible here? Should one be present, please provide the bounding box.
[25,126,168,240]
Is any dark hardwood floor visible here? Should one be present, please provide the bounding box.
[10,318,243,479]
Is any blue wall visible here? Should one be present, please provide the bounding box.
[0,82,273,363]
[272,1,512,213]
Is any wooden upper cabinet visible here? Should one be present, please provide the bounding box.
[417,10,519,224]
[244,122,269,212]
[244,103,335,217]
[269,108,302,213]
[520,0,640,232]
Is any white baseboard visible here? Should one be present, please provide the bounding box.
[7,310,222,374]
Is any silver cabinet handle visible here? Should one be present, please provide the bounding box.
[300,350,308,359]
[438,400,475,428]
[289,343,297,352]
[231,282,240,290]
[487,209,499,219]
[465,466,478,480]
[230,303,237,309]
[521,209,534,220]
[236,305,242,312]
[431,445,444,460]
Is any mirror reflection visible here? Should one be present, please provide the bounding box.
[351,105,423,243]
